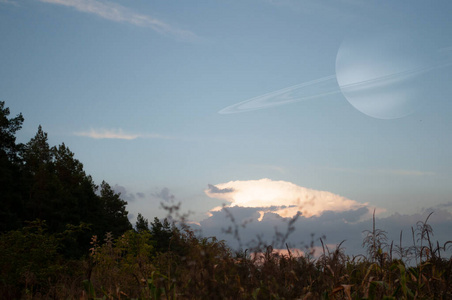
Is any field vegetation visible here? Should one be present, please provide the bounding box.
[1,101,451,299]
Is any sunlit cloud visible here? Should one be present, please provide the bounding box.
[263,246,331,260]
[205,178,368,219]
[74,128,171,140]
[38,0,197,40]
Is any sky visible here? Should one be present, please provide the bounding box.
[1,0,452,255]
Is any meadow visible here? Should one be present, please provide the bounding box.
[1,210,451,299]
[1,101,451,299]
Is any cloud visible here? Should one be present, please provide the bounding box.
[198,203,452,256]
[0,0,18,5]
[206,184,235,194]
[205,178,367,218]
[153,187,175,202]
[74,128,171,140]
[112,184,147,202]
[200,206,369,251]
[38,0,197,40]
[247,164,286,174]
[324,167,436,177]
[434,202,452,211]
[376,169,436,177]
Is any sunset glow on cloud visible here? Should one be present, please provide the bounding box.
[74,128,171,140]
[205,179,368,219]
[75,128,139,140]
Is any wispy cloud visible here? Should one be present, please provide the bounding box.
[0,0,18,5]
[376,169,436,177]
[38,0,197,40]
[324,167,435,177]
[247,164,286,174]
[74,128,171,140]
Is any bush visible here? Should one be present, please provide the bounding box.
[0,221,64,298]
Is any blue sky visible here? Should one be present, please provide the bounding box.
[2,0,452,253]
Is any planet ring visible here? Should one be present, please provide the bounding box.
[218,59,452,115]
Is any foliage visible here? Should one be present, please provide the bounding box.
[1,101,451,299]
[136,213,150,233]
[0,221,64,298]
[84,215,450,299]
[98,181,133,237]
[0,101,25,231]
[1,211,451,299]
[150,217,174,254]
[0,101,132,257]
[0,101,24,161]
[87,230,155,298]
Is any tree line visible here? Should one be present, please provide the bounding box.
[1,101,451,299]
[0,101,172,257]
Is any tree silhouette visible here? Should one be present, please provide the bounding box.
[0,101,25,231]
[0,101,133,250]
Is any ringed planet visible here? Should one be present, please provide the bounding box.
[219,28,452,119]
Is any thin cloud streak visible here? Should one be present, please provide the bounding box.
[247,164,286,174]
[38,0,197,40]
[0,0,18,5]
[74,128,171,140]
[324,167,435,177]
[376,169,436,176]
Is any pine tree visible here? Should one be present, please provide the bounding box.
[0,101,25,231]
[98,181,132,237]
[135,213,150,233]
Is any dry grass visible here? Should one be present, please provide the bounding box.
[1,212,451,299]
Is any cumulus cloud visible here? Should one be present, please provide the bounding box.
[74,128,171,140]
[38,0,197,40]
[198,203,452,256]
[205,178,368,219]
[199,205,369,251]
